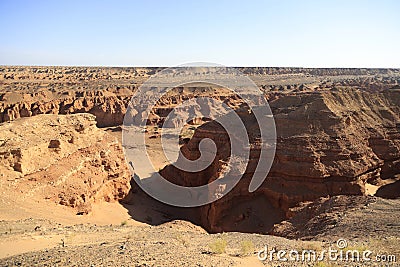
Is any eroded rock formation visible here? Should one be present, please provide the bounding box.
[1,66,400,232]
[0,113,131,214]
[0,91,130,127]
[160,88,400,233]
[1,66,399,127]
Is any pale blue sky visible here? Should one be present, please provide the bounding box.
[0,0,399,67]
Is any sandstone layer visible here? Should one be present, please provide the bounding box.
[1,66,399,127]
[0,113,131,214]
[160,88,400,233]
[1,66,400,233]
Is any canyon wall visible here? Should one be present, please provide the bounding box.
[1,66,399,127]
[1,66,399,232]
[0,113,131,214]
[160,88,400,233]
[0,90,130,127]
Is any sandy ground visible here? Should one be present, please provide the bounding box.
[366,175,400,196]
[0,200,147,258]
[0,218,318,267]
[0,126,185,260]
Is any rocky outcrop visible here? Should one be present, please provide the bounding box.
[375,179,400,199]
[0,87,240,128]
[0,91,130,127]
[1,66,399,128]
[160,88,400,233]
[0,113,131,214]
[270,195,376,239]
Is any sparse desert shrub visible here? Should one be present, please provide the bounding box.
[209,238,227,254]
[344,244,368,252]
[240,240,255,256]
[301,241,323,251]
[120,220,127,226]
[364,236,398,254]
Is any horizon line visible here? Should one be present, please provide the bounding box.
[1,64,400,70]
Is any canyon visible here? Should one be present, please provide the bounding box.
[160,87,400,233]
[1,66,400,266]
